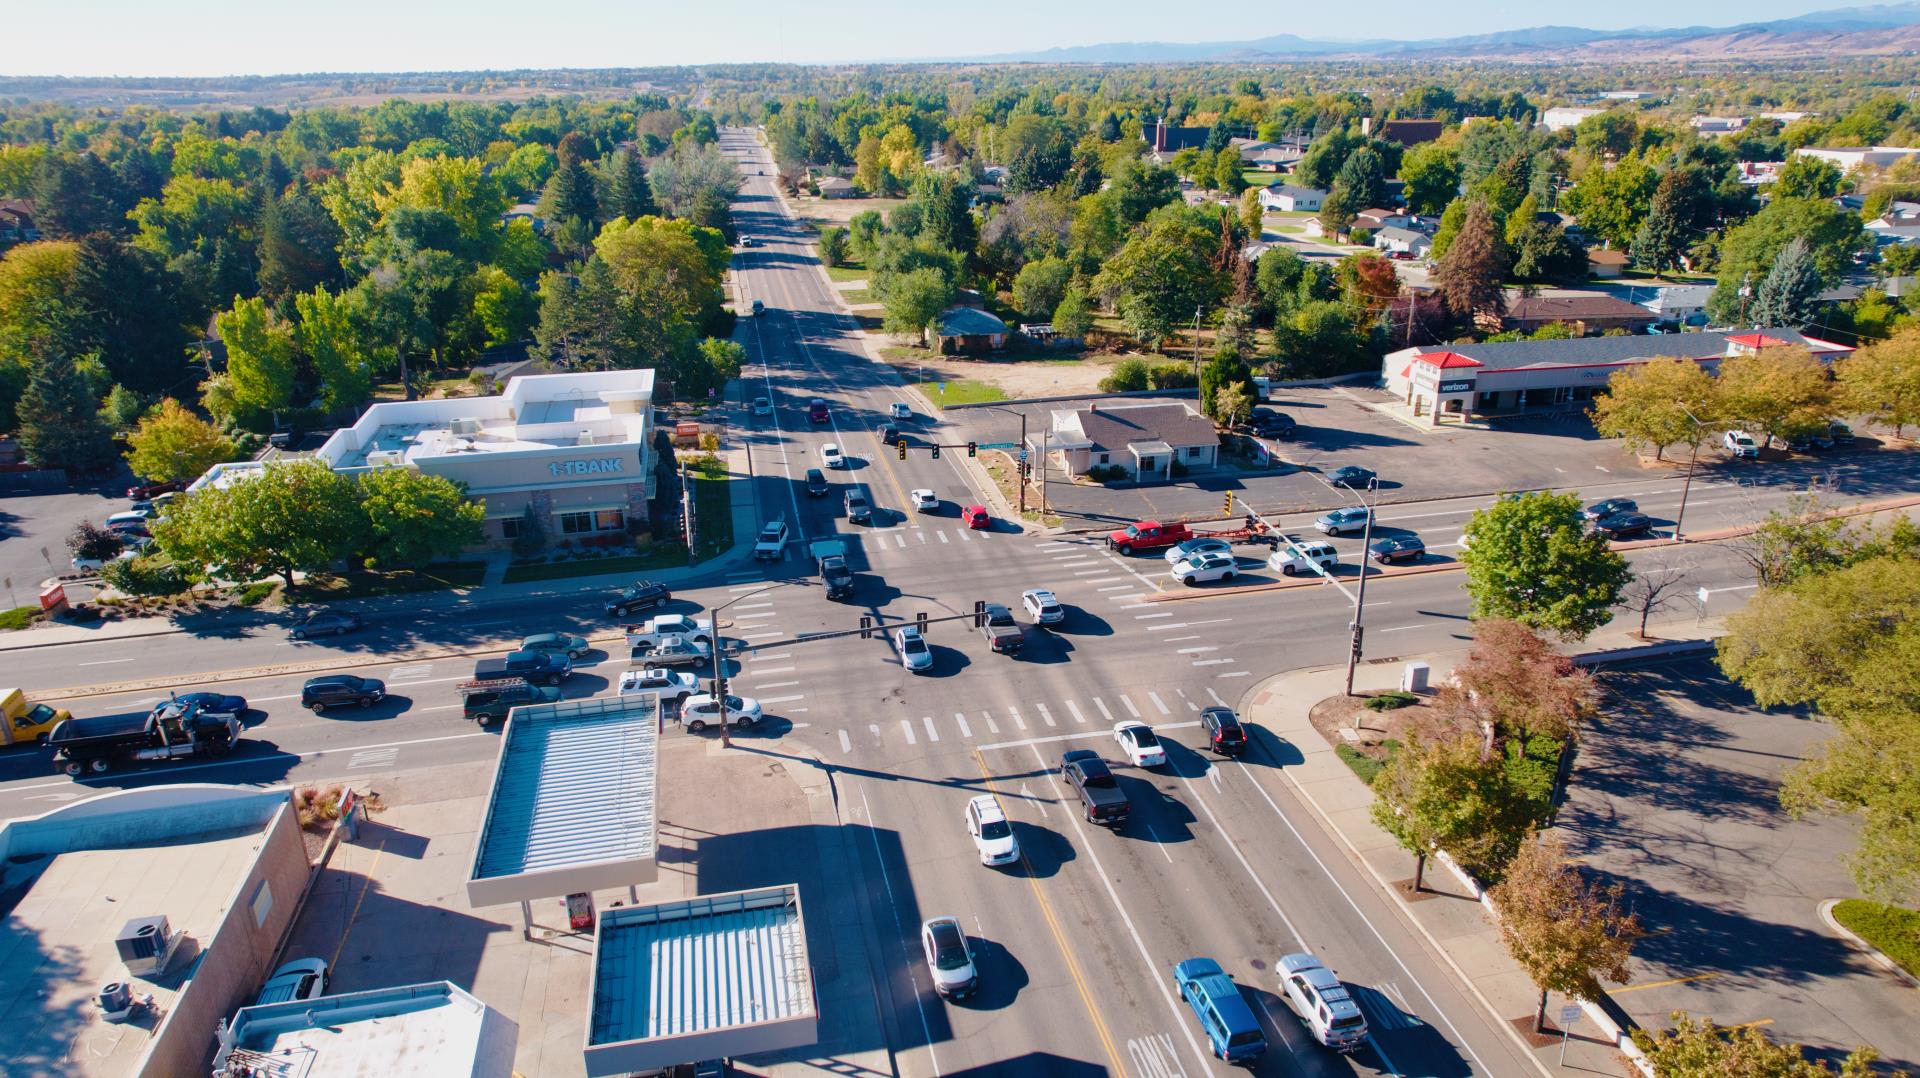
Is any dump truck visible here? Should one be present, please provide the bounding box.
[46,700,241,777]
[1,688,71,747]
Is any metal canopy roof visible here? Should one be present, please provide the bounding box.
[585,886,817,1076]
[467,695,659,907]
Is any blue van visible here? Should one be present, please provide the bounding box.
[1173,957,1268,1062]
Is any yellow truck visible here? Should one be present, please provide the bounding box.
[2,688,71,747]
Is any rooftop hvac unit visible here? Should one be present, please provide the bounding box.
[114,915,174,976]
[367,450,406,468]
[578,429,594,446]
[449,417,483,436]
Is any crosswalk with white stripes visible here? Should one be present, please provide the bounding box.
[829,683,1234,757]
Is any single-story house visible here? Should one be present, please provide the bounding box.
[1870,224,1920,246]
[1639,284,1714,325]
[1258,184,1326,212]
[1502,294,1659,335]
[1690,116,1748,134]
[1373,226,1433,257]
[1541,107,1604,131]
[0,198,39,247]
[1302,218,1330,238]
[1381,328,1852,424]
[816,176,857,199]
[1375,119,1445,147]
[1353,208,1412,231]
[1793,146,1920,172]
[1587,248,1630,278]
[930,307,1009,354]
[1231,139,1299,170]
[1047,402,1220,483]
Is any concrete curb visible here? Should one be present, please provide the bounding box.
[1818,898,1920,989]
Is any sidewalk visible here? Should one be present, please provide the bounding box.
[1242,617,1725,1077]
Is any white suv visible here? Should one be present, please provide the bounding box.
[1277,952,1368,1053]
[964,794,1019,866]
[1723,430,1759,458]
[1270,540,1338,576]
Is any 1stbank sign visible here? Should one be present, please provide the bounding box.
[549,457,626,478]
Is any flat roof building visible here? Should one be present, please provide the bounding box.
[1382,329,1852,426]
[214,980,518,1078]
[0,785,308,1078]
[586,886,818,1077]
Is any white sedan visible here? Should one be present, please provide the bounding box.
[1113,721,1167,767]
[680,693,763,731]
[911,488,941,513]
[1170,550,1240,586]
[1021,588,1064,624]
[821,443,846,469]
[897,626,933,672]
[890,402,913,420]
[1165,536,1233,565]
[751,396,773,416]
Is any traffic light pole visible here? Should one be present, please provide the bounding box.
[1342,478,1380,698]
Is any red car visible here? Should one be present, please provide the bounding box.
[127,478,186,500]
[963,505,991,530]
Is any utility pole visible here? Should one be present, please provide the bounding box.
[679,462,694,565]
[1192,305,1205,379]
[1673,407,1706,541]
[1017,411,1028,516]
[1343,478,1380,697]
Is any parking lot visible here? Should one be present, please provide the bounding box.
[0,481,135,597]
[1563,657,1917,1069]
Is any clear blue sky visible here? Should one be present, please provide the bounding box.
[14,0,1837,77]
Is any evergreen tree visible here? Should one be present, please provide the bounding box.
[1096,113,1122,141]
[1630,167,1709,274]
[1334,147,1387,210]
[1749,237,1825,329]
[605,149,657,221]
[1203,118,1233,154]
[539,158,599,243]
[1435,200,1510,323]
[16,351,116,473]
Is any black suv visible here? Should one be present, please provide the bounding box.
[1200,706,1248,756]
[458,679,561,726]
[1248,408,1297,439]
[606,580,671,617]
[805,468,830,497]
[474,650,571,687]
[301,675,387,713]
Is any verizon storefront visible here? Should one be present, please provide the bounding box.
[312,369,658,545]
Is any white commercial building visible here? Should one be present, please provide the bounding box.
[1540,107,1603,132]
[1793,146,1920,172]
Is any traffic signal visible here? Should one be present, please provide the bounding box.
[1018,460,1030,480]
[931,443,941,459]
[917,610,929,632]
[967,441,977,458]
[897,439,907,460]
[1223,492,1235,516]
[973,600,987,629]
[860,615,873,640]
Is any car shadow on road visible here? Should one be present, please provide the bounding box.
[1009,822,1073,880]
[1016,633,1074,665]
[315,696,413,722]
[956,935,1030,1011]
[1241,726,1307,769]
[1047,609,1113,638]
[70,737,299,789]
[924,646,972,676]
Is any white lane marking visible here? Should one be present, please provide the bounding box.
[937,532,949,544]
[1093,697,1116,723]
[1146,623,1192,633]
[347,747,399,770]
[1008,705,1026,730]
[1217,671,1251,678]
[1379,625,1423,633]
[895,534,906,548]
[1703,583,1761,594]
[923,716,940,742]
[387,662,433,682]
[955,713,973,738]
[1121,695,1142,718]
[918,532,927,544]
[755,680,801,689]
[759,694,806,704]
[1206,687,1228,707]
[1193,659,1235,667]
[980,721,1200,752]
[1073,569,1115,577]
[728,584,766,592]
[749,651,793,661]
[1177,646,1219,654]
[1134,612,1174,620]
[730,601,776,611]
[734,612,779,621]
[1065,699,1087,724]
[958,530,972,542]
[751,665,796,675]
[1109,594,1146,602]
[1147,692,1171,716]
[1162,635,1201,642]
[981,711,998,734]
[1185,618,1232,627]
[1127,1033,1188,1078]
[901,718,917,745]
[1052,557,1098,566]
[838,729,852,754]
[855,787,944,1077]
[78,658,135,666]
[869,723,883,745]
[1097,584,1134,592]
[743,631,786,640]
[1037,703,1056,727]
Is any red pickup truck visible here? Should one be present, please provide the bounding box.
[1107,520,1194,555]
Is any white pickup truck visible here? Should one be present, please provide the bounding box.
[624,614,716,649]
[618,668,701,704]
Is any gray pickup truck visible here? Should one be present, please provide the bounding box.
[628,636,713,668]
[1061,749,1129,825]
[811,539,854,601]
[979,603,1023,654]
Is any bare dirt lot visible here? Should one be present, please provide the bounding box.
[789,195,908,228]
[878,347,1123,399]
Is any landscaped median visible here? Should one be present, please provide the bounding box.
[1828,899,1920,980]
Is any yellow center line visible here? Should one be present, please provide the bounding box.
[329,837,387,970]
[972,750,1130,1077]
[1611,971,1721,993]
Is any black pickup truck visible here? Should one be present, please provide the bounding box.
[47,700,241,777]
[1061,749,1129,825]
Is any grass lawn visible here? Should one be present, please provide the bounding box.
[692,476,735,561]
[1241,168,1278,188]
[293,561,489,600]
[839,288,874,304]
[929,380,1007,407]
[1336,740,1401,785]
[0,605,39,632]
[1833,900,1920,976]
[824,262,868,283]
[502,546,689,584]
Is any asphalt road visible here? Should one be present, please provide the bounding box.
[0,127,1911,1077]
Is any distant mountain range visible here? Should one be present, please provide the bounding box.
[944,2,1920,63]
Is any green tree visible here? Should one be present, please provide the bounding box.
[1099,357,1150,392]
[1633,1011,1889,1076]
[817,227,849,268]
[604,147,657,221]
[125,398,235,484]
[1214,382,1254,428]
[155,459,363,589]
[881,267,954,341]
[67,520,125,563]
[469,266,536,348]
[1092,212,1223,350]
[1002,114,1075,194]
[1632,167,1711,273]
[1708,199,1868,324]
[681,337,746,399]
[1747,237,1825,329]
[1459,490,1632,639]
[1712,347,1835,446]
[15,352,116,474]
[1052,286,1094,339]
[1198,353,1255,421]
[1837,325,1920,436]
[1561,154,1656,250]
[538,150,598,240]
[215,296,296,426]
[294,286,378,412]
[1491,833,1642,1034]
[1592,356,1718,460]
[1334,146,1387,210]
[99,383,146,432]
[1772,154,1843,201]
[1370,730,1548,888]
[1435,200,1510,322]
[1211,149,1247,195]
[1012,257,1073,321]
[357,466,485,567]
[1399,143,1463,216]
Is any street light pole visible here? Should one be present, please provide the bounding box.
[1343,478,1380,697]
[705,580,798,748]
[1673,408,1706,542]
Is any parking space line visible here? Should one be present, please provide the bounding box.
[938,532,949,544]
[869,723,883,745]
[1097,584,1134,591]
[1178,646,1219,654]
[838,729,851,753]
[756,680,801,689]
[1218,671,1251,678]
[759,694,806,705]
[1613,972,1721,993]
[1134,612,1174,620]
[752,665,795,675]
[1193,659,1235,667]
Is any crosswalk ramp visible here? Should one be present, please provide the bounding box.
[828,685,1241,757]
